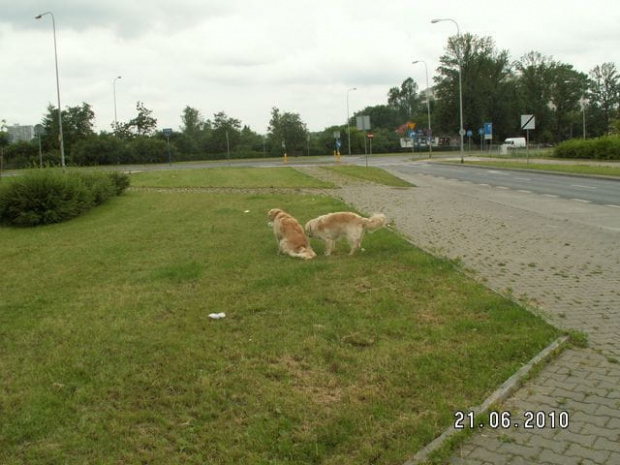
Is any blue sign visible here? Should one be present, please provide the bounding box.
[484,122,493,140]
[478,127,484,135]
[407,130,416,138]
[336,139,342,149]
[466,130,473,137]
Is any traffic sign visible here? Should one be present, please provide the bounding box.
[367,133,374,139]
[484,122,493,140]
[521,114,535,130]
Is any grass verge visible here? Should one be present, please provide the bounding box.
[129,166,334,188]
[322,165,414,187]
[453,160,620,178]
[1,186,560,464]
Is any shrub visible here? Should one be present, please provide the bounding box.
[107,171,131,195]
[0,170,130,227]
[555,136,620,160]
[71,134,128,166]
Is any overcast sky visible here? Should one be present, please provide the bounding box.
[1,0,618,135]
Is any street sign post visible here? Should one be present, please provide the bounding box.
[521,115,535,164]
[162,128,173,164]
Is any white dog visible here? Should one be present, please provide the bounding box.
[305,212,387,256]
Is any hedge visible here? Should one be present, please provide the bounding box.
[0,170,130,227]
[554,136,620,160]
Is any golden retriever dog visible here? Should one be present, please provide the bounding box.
[305,212,387,256]
[268,208,316,260]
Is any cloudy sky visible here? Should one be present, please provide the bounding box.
[1,0,618,135]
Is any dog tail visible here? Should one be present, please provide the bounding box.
[363,213,387,232]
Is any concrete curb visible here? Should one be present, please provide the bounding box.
[402,335,570,465]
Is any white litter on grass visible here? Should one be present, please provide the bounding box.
[244,210,250,213]
[208,312,226,320]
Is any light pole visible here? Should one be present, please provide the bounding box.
[113,75,122,127]
[432,18,464,163]
[412,60,433,158]
[346,87,357,155]
[35,11,65,171]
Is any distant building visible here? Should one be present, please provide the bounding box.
[7,125,35,144]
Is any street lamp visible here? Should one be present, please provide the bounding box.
[432,18,465,163]
[412,60,433,158]
[35,11,65,171]
[346,87,357,155]
[113,76,122,126]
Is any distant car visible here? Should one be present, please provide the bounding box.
[502,137,527,149]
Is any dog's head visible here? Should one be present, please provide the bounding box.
[268,208,284,222]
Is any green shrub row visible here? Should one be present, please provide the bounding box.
[554,136,620,160]
[0,170,130,227]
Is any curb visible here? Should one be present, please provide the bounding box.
[402,335,570,465]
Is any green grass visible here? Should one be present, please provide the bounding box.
[455,160,620,177]
[130,166,335,188]
[0,180,560,463]
[322,165,414,187]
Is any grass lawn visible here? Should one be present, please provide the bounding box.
[454,160,620,177]
[0,171,561,464]
[129,166,334,188]
[321,165,414,187]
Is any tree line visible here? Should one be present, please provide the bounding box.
[1,33,619,168]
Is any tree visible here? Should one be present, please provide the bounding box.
[40,102,95,159]
[434,33,516,145]
[515,52,557,143]
[388,78,422,121]
[208,111,242,154]
[114,101,158,138]
[548,63,588,141]
[267,108,308,156]
[588,63,620,136]
[178,106,206,155]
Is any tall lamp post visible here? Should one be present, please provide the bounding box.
[432,18,464,163]
[346,87,357,155]
[113,76,122,126]
[35,11,65,171]
[412,60,433,158]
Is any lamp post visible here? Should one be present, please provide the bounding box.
[346,87,357,155]
[35,11,65,171]
[432,18,464,163]
[412,60,433,158]
[113,76,122,126]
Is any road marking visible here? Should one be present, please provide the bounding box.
[517,190,532,194]
[571,199,591,204]
[544,194,559,198]
[514,177,532,181]
[478,183,491,187]
[606,204,620,209]
[571,184,597,189]
[495,186,510,190]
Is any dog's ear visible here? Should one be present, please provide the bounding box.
[268,208,281,221]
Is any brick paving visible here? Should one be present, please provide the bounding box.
[297,164,620,465]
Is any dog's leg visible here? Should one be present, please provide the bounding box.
[325,239,335,256]
[348,231,364,255]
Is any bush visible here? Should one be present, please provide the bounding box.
[555,136,620,160]
[0,169,130,227]
[71,134,128,166]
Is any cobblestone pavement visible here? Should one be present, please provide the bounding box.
[297,165,620,465]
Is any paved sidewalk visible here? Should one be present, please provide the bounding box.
[298,166,620,465]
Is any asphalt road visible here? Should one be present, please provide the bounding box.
[348,157,620,207]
